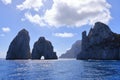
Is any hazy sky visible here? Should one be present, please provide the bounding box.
[0,0,120,58]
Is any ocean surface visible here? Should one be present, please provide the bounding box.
[0,59,120,80]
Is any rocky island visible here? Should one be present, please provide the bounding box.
[32,37,58,59]
[6,29,58,60]
[6,29,31,59]
[77,22,120,60]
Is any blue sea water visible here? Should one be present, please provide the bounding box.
[0,59,120,80]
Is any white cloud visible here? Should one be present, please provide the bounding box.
[2,27,11,32]
[17,0,43,11]
[24,12,45,26]
[17,0,111,28]
[1,0,12,5]
[53,32,75,38]
[0,34,5,37]
[44,0,111,27]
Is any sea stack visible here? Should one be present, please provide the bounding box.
[32,37,58,59]
[77,22,120,60]
[6,29,31,60]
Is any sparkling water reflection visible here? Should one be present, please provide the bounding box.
[0,59,120,80]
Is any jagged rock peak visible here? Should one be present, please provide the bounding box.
[18,29,29,35]
[38,37,46,42]
[94,22,109,28]
[88,22,112,37]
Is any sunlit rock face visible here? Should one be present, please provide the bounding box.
[32,37,58,59]
[77,22,120,60]
[60,40,81,58]
[6,29,31,60]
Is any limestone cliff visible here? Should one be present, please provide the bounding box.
[77,22,120,60]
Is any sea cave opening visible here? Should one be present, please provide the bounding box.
[41,56,45,60]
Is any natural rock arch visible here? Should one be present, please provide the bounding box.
[32,37,58,59]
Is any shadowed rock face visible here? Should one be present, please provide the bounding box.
[60,40,81,58]
[6,29,31,60]
[32,37,58,59]
[77,22,120,60]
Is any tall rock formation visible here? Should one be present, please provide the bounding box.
[77,22,120,60]
[6,29,31,60]
[60,40,81,58]
[32,37,58,59]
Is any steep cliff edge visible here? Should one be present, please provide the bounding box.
[77,22,120,60]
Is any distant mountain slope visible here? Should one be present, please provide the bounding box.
[60,40,81,58]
